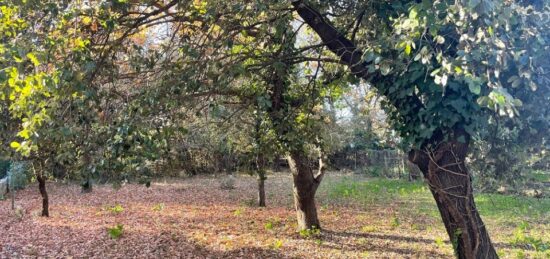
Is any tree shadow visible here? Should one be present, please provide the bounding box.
[320,229,451,257]
[0,221,293,258]
[323,229,534,254]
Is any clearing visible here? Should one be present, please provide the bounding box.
[1,172,549,258]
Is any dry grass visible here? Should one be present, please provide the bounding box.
[0,172,548,258]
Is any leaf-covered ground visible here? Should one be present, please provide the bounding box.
[1,173,549,258]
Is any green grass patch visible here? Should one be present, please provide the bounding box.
[475,194,550,220]
[324,176,550,222]
[529,170,550,182]
[325,177,429,202]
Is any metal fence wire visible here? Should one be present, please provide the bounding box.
[332,149,417,179]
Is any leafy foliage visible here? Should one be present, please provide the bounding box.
[107,204,124,215]
[0,160,10,179]
[7,161,32,190]
[107,224,124,239]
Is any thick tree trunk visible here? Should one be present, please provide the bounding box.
[409,131,497,259]
[287,151,324,230]
[81,178,93,193]
[291,2,497,257]
[258,177,266,207]
[36,171,49,217]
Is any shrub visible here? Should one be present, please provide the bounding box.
[264,222,274,231]
[364,166,382,177]
[270,239,283,249]
[7,161,32,190]
[219,175,235,190]
[108,204,124,214]
[107,224,124,239]
[152,203,165,212]
[299,226,320,239]
[0,160,11,179]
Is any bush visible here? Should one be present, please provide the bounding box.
[363,166,382,177]
[0,160,10,179]
[219,175,235,190]
[107,224,124,239]
[7,161,32,190]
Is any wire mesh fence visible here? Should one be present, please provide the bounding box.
[330,149,421,180]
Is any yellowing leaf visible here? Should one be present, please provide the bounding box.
[405,43,411,55]
[18,129,30,139]
[26,52,40,66]
[193,0,208,14]
[73,38,88,50]
[21,85,32,96]
[82,16,92,25]
[409,7,418,19]
[10,142,20,148]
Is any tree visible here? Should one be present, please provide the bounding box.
[291,0,549,257]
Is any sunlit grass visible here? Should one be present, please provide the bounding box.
[323,176,550,222]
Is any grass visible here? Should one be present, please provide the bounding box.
[324,176,550,222]
[2,173,548,258]
[529,170,550,182]
[321,175,550,257]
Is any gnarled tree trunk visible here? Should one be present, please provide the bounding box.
[409,130,497,259]
[287,150,324,230]
[291,2,498,257]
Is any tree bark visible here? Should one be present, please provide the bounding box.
[258,176,266,207]
[292,1,498,257]
[287,150,324,230]
[34,162,49,217]
[409,130,497,259]
[36,171,49,217]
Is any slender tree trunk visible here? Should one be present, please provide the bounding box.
[409,130,497,259]
[11,189,15,210]
[258,176,266,207]
[36,166,49,217]
[287,151,324,230]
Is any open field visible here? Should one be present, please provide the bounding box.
[1,172,549,258]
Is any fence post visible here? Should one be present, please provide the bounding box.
[12,189,15,210]
[401,153,406,179]
[354,151,357,171]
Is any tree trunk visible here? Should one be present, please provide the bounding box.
[291,2,497,256]
[11,189,15,210]
[258,176,266,207]
[36,171,49,217]
[409,130,497,259]
[81,178,93,193]
[288,151,324,230]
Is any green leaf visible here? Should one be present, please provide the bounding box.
[380,63,392,76]
[107,224,124,239]
[468,82,481,95]
[409,7,418,19]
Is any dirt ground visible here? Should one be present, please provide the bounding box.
[0,173,547,258]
